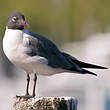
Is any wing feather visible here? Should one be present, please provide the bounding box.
[22,29,76,70]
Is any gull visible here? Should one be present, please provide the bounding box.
[3,11,107,98]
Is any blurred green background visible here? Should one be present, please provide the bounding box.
[0,0,110,45]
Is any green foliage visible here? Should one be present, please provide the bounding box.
[0,0,109,45]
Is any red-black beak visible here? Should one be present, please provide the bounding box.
[22,21,29,27]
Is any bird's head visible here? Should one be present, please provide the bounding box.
[7,11,29,30]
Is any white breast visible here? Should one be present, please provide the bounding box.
[3,29,50,74]
[3,29,24,61]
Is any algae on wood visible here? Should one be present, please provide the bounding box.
[13,97,78,110]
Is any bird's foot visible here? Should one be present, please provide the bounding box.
[16,94,35,99]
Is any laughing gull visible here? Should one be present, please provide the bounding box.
[3,11,107,98]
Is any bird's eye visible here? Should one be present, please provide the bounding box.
[12,17,17,22]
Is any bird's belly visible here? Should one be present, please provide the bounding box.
[11,55,68,75]
[3,41,69,75]
[3,45,70,75]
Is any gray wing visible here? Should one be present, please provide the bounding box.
[22,29,82,71]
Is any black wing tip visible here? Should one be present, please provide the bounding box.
[91,73,97,76]
[95,65,108,69]
[86,71,97,76]
[101,67,108,69]
[86,65,108,69]
[81,69,97,76]
[81,62,108,69]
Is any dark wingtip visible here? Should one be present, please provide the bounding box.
[91,65,108,69]
[92,73,97,76]
[88,65,108,69]
[102,67,108,69]
[84,64,108,69]
[82,69,97,76]
[87,72,97,76]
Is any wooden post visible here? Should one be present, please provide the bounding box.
[13,97,78,110]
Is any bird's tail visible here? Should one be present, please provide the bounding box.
[62,52,107,69]
[62,52,107,76]
[81,68,97,76]
[70,66,97,76]
[73,60,107,69]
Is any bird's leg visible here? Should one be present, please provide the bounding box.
[16,73,37,98]
[32,73,37,97]
[25,73,30,96]
[16,73,31,98]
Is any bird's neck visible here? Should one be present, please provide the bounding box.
[6,24,24,30]
[3,29,23,50]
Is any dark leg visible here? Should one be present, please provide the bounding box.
[16,73,31,98]
[32,73,37,97]
[25,73,30,96]
[16,73,37,98]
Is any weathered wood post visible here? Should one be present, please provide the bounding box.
[13,97,78,110]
